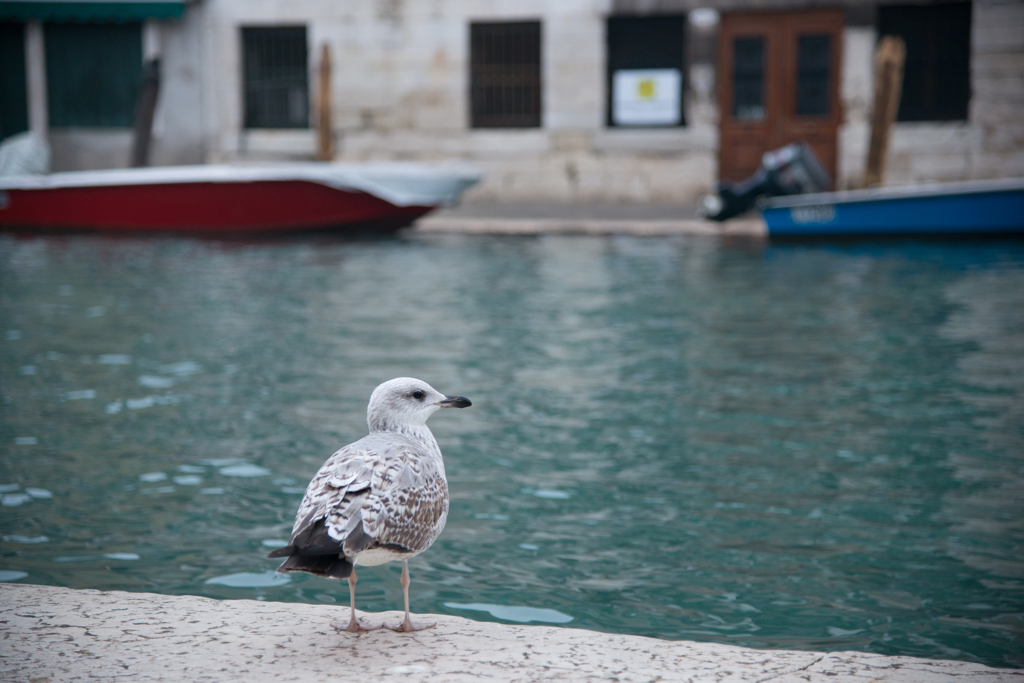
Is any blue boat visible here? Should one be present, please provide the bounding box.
[761,177,1024,237]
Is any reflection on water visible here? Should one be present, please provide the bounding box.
[1,234,1022,668]
[445,602,574,623]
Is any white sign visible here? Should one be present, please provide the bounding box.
[612,69,682,126]
[790,204,836,224]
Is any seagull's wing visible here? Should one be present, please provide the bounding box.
[358,437,449,555]
[274,441,376,558]
[279,433,447,563]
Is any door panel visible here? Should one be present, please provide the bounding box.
[727,140,770,175]
[718,14,776,183]
[718,9,843,185]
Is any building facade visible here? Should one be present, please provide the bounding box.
[1,0,1022,203]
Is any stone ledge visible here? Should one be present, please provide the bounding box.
[0,584,1018,683]
[413,216,767,237]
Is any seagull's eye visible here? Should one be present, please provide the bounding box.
[411,390,425,400]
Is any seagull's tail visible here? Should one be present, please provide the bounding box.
[267,546,354,580]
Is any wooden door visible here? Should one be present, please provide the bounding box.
[718,9,843,185]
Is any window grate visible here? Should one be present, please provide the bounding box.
[242,26,309,129]
[470,21,541,129]
[877,3,971,122]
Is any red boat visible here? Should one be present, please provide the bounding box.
[0,162,482,234]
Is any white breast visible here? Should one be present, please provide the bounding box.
[353,546,418,567]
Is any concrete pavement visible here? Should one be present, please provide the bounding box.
[413,201,766,236]
[1,584,1018,683]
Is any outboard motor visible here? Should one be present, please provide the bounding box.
[700,142,831,222]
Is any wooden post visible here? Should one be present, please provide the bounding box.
[131,59,161,168]
[863,35,906,188]
[317,44,333,161]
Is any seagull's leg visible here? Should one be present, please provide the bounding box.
[387,560,435,632]
[331,568,383,633]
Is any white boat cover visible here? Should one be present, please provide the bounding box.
[0,162,484,208]
[0,132,50,177]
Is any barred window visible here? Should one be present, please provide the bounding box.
[877,3,971,122]
[470,21,542,128]
[242,26,309,129]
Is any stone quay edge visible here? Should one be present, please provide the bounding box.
[0,584,1018,683]
[412,216,767,237]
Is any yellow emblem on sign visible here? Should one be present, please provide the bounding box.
[638,80,656,99]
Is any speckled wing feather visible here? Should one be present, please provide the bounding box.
[286,432,448,560]
[360,437,449,554]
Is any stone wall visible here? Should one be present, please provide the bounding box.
[203,0,718,204]
[966,0,1024,180]
[149,7,207,167]
[39,0,1024,198]
[869,0,1024,187]
[48,12,207,172]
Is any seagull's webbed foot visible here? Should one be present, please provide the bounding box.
[331,616,384,633]
[385,615,435,633]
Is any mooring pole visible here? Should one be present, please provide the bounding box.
[131,58,161,168]
[318,43,333,161]
[863,35,906,188]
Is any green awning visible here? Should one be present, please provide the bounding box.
[0,1,185,22]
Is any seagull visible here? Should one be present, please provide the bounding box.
[267,377,471,632]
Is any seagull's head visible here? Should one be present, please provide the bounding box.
[367,377,471,433]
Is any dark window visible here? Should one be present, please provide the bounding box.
[877,3,971,122]
[0,22,28,141]
[733,36,764,120]
[242,26,309,129]
[606,15,686,127]
[469,21,541,128]
[795,34,831,116]
[45,22,142,127]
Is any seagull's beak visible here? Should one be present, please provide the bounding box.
[438,395,472,409]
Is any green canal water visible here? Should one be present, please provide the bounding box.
[1,232,1022,668]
